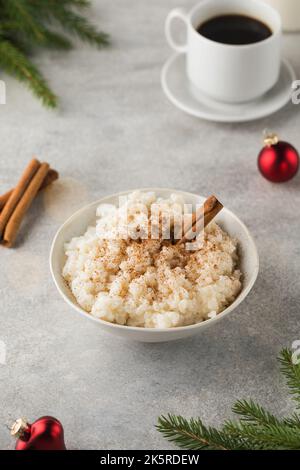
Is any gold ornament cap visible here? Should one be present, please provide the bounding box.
[263,129,279,147]
[10,418,30,439]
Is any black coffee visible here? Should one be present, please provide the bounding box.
[197,14,272,45]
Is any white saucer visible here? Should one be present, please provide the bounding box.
[161,53,296,123]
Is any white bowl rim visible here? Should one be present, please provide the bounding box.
[50,188,259,334]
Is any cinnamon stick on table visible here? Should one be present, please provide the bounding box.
[0,168,58,211]
[3,162,50,247]
[177,195,223,246]
[0,159,40,236]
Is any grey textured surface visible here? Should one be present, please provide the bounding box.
[0,0,300,450]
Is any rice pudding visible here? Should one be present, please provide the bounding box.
[62,191,241,328]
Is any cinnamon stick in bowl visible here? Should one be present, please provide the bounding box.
[177,195,223,247]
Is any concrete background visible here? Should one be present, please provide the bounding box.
[0,0,300,450]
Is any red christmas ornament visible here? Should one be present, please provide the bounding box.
[11,416,66,450]
[258,132,299,183]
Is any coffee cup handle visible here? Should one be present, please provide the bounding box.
[165,8,188,53]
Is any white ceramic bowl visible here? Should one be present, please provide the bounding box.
[50,189,259,342]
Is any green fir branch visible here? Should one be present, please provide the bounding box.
[156,415,246,450]
[0,0,109,107]
[157,349,300,450]
[0,40,57,107]
[26,0,109,47]
[48,6,109,47]
[231,399,283,427]
[2,0,46,43]
[224,420,300,450]
[279,348,300,410]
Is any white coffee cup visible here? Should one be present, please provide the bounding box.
[165,0,282,103]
